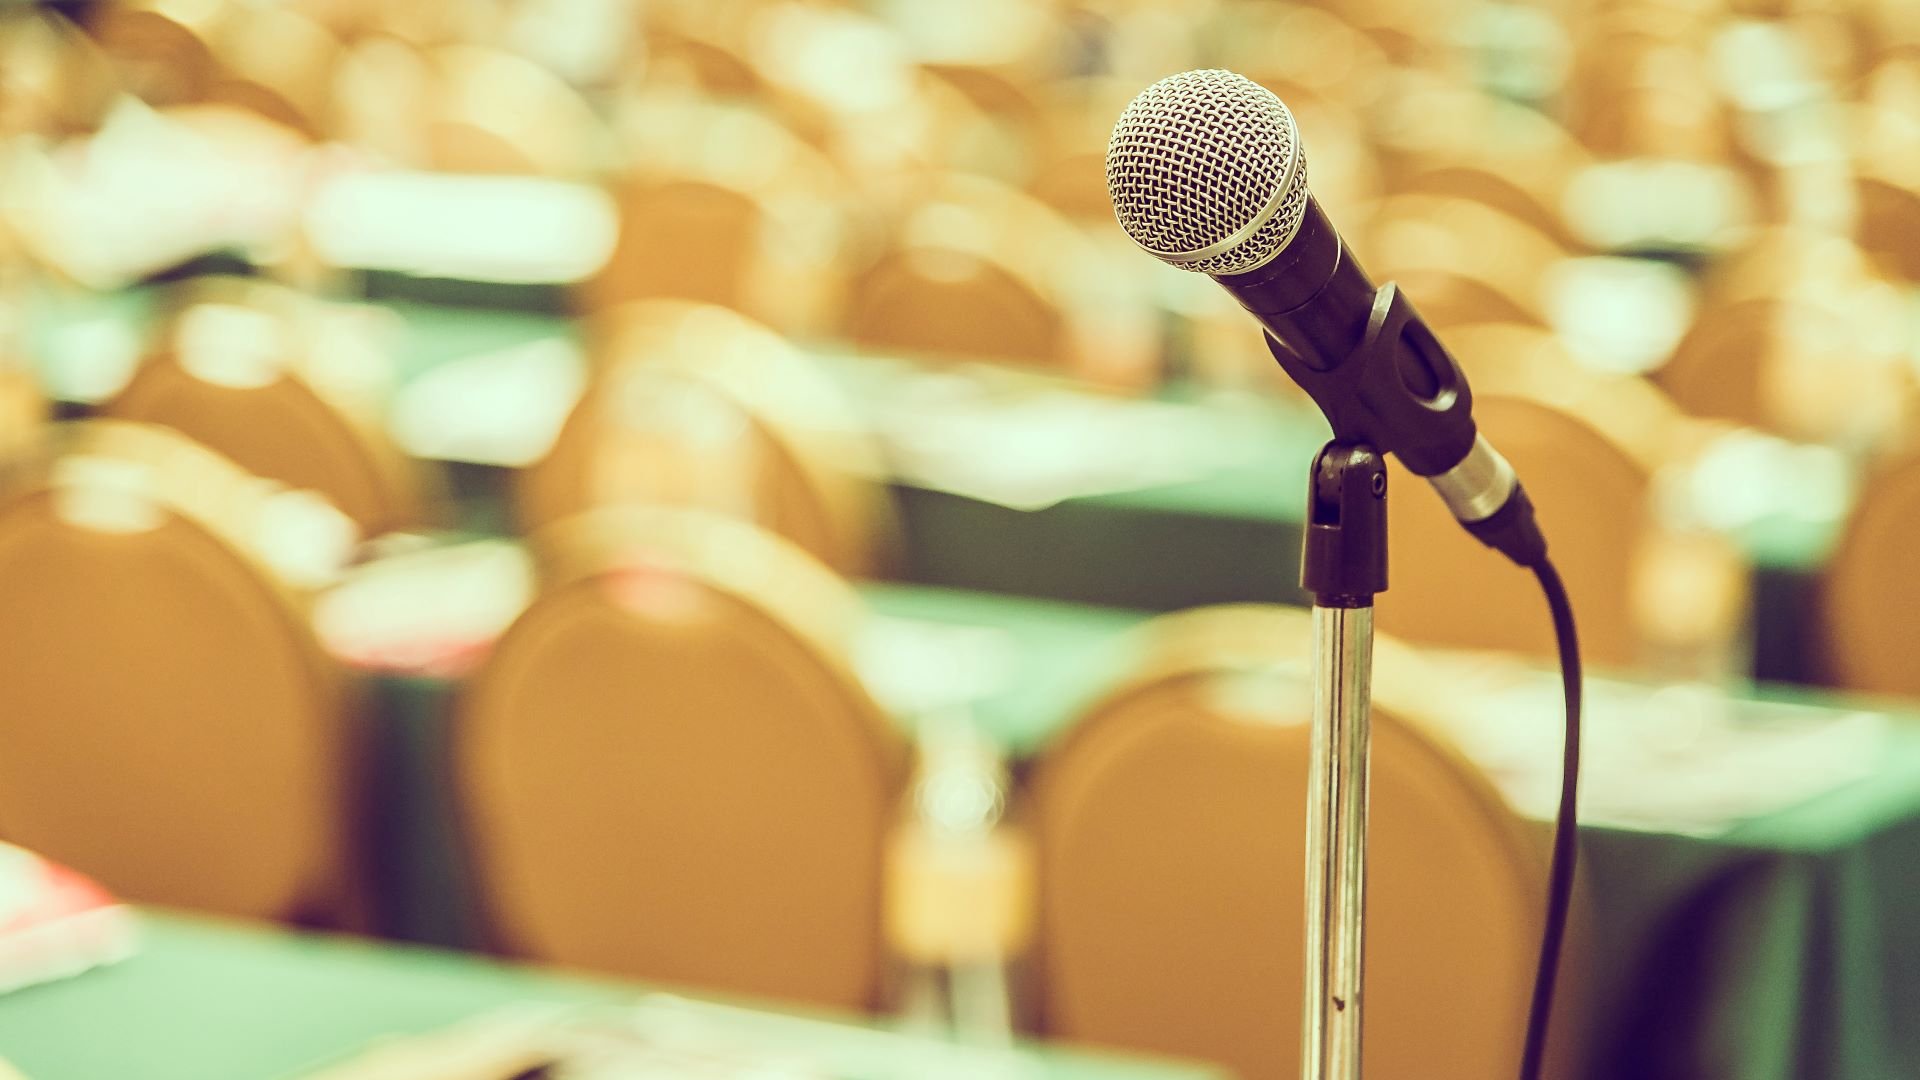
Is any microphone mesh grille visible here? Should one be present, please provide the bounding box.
[1105,69,1309,276]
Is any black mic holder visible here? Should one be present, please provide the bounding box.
[1261,281,1476,480]
[1302,442,1388,608]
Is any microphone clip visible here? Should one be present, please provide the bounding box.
[1263,282,1479,479]
[1301,442,1389,608]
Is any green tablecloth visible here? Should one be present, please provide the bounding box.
[0,913,1222,1080]
[1576,712,1920,1079]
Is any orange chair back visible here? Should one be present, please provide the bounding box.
[456,507,906,1009]
[1032,605,1572,1080]
[1378,395,1650,669]
[1823,452,1920,696]
[519,300,891,576]
[0,422,359,921]
[107,294,429,535]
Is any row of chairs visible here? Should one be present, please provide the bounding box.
[0,422,1566,1079]
[14,2,1920,419]
[16,281,1913,695]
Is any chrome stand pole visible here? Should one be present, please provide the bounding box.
[1297,443,1388,1080]
[1302,604,1373,1080]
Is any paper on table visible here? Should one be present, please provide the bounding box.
[854,613,1017,718]
[303,170,618,284]
[858,360,1263,511]
[299,996,1061,1079]
[313,539,536,676]
[1419,654,1890,837]
[388,337,587,466]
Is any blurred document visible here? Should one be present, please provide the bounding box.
[305,171,617,283]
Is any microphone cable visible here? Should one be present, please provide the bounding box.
[1518,559,1583,1080]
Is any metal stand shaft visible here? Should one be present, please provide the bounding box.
[1297,443,1389,1080]
[1303,604,1373,1080]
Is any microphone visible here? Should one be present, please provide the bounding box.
[1106,69,1547,568]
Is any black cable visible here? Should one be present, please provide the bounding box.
[1519,559,1582,1080]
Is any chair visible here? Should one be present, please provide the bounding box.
[455,505,907,1009]
[0,421,363,922]
[0,359,45,466]
[1030,604,1581,1080]
[518,300,892,576]
[1822,451,1920,697]
[0,7,116,137]
[1853,176,1920,284]
[1361,195,1566,331]
[1379,395,1653,670]
[584,100,847,337]
[1659,293,1913,448]
[105,283,433,536]
[423,45,603,177]
[842,176,1098,373]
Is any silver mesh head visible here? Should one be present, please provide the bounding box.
[1105,69,1309,276]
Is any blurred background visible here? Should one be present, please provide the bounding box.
[0,0,1919,1077]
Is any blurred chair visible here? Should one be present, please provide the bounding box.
[1659,292,1915,449]
[845,244,1070,367]
[1030,604,1581,1080]
[1362,195,1566,330]
[520,300,892,576]
[105,284,432,537]
[1854,175,1920,283]
[0,421,364,922]
[0,357,46,467]
[455,505,907,1009]
[328,33,437,167]
[586,99,848,336]
[1656,297,1779,430]
[1822,450,1920,697]
[844,175,1153,382]
[1395,163,1578,252]
[424,44,602,176]
[88,0,224,107]
[201,3,340,137]
[0,7,117,138]
[1378,395,1661,670]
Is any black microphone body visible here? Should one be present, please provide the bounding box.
[1217,196,1475,479]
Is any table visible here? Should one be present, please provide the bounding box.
[0,913,1224,1080]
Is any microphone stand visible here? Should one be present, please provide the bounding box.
[1299,442,1388,1080]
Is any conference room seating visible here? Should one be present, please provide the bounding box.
[0,359,46,466]
[423,44,603,177]
[584,98,848,336]
[1822,449,1920,697]
[1395,163,1579,252]
[842,175,1097,372]
[1030,604,1582,1080]
[87,0,222,107]
[1377,394,1667,671]
[328,33,437,167]
[519,299,893,576]
[1361,195,1567,331]
[0,7,116,138]
[105,284,434,537]
[454,505,907,1009]
[0,421,366,924]
[197,3,339,138]
[1660,289,1913,449]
